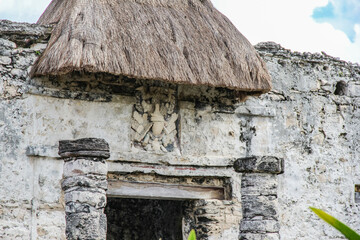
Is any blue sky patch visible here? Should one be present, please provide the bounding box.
[313,0,360,42]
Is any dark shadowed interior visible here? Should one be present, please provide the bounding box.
[105,198,186,240]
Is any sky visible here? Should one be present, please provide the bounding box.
[0,0,359,63]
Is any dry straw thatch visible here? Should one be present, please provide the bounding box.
[31,0,271,92]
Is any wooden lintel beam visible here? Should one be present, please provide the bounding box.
[107,180,225,200]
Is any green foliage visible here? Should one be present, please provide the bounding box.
[310,207,360,240]
[187,229,196,240]
[35,50,41,56]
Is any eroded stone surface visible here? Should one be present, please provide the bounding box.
[65,212,107,240]
[234,156,284,174]
[60,138,109,240]
[0,20,51,47]
[59,138,110,158]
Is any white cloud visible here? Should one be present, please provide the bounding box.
[212,0,360,63]
[313,0,360,42]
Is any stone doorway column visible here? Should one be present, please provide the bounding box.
[234,156,284,240]
[59,138,110,240]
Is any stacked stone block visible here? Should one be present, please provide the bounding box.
[59,138,110,240]
[182,199,242,239]
[234,156,284,240]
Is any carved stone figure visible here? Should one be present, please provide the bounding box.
[131,85,178,152]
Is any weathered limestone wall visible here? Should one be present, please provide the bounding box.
[0,21,66,240]
[252,42,360,239]
[1,20,359,240]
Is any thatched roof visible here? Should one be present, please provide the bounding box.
[31,0,271,92]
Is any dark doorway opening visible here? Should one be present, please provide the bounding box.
[105,198,187,240]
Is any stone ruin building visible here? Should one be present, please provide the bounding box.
[0,0,359,239]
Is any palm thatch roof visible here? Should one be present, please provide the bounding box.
[31,0,271,92]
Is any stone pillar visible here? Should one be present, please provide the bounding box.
[59,138,110,240]
[234,156,284,240]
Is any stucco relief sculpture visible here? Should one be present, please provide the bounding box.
[131,86,178,152]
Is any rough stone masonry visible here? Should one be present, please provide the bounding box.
[59,138,109,240]
[0,20,359,240]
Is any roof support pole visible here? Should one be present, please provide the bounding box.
[59,138,110,240]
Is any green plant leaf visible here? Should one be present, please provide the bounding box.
[187,229,196,240]
[310,207,360,240]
